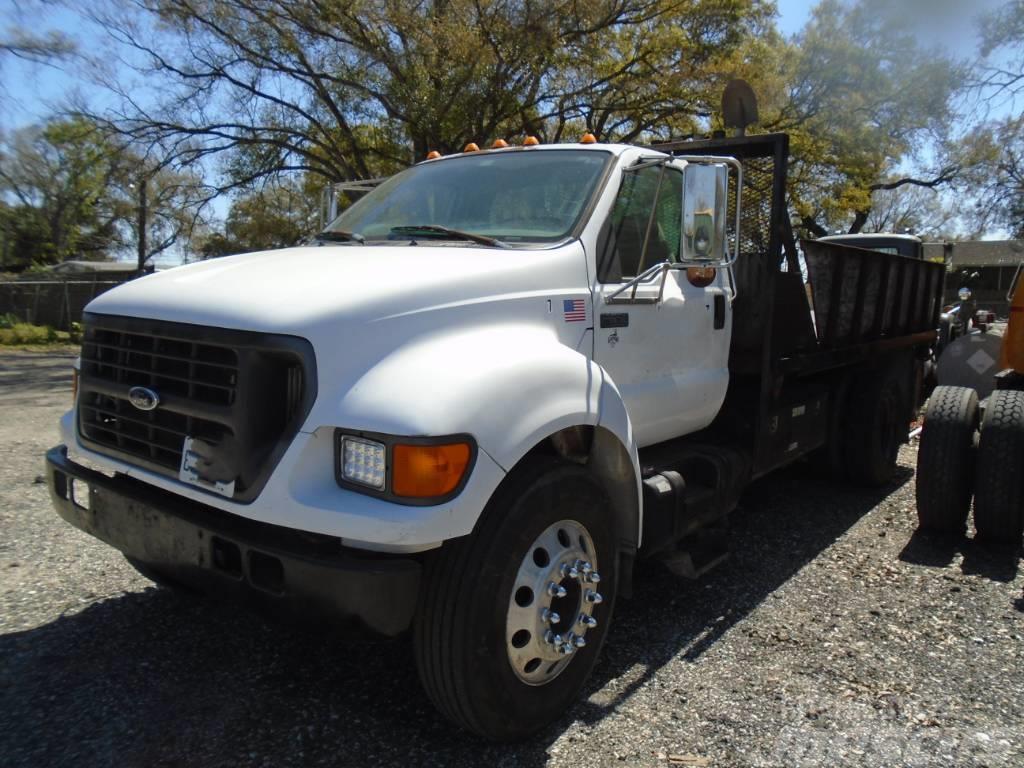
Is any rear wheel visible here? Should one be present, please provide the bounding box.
[915,386,978,536]
[413,458,617,741]
[845,361,910,486]
[973,390,1024,550]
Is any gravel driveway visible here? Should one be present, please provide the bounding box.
[1,349,1022,767]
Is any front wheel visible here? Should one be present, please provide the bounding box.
[413,458,618,741]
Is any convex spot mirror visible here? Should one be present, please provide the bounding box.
[958,287,972,301]
[682,163,728,264]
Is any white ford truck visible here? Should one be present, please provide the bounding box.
[46,133,945,740]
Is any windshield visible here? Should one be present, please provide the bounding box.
[325,149,611,244]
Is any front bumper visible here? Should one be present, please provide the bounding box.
[45,445,421,636]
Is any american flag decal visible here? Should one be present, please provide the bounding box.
[563,298,587,322]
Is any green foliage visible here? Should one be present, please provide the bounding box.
[0,322,63,345]
[0,116,211,270]
[0,117,122,268]
[748,0,966,235]
[198,176,322,257]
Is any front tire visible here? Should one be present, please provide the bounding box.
[413,458,618,741]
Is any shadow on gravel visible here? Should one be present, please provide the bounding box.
[0,462,910,768]
[899,531,1020,583]
[0,351,76,408]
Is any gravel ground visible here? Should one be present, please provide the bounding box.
[1,349,1022,767]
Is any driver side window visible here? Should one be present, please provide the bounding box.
[598,165,683,283]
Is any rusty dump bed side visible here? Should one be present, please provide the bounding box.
[794,239,945,375]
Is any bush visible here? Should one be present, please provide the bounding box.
[0,322,66,345]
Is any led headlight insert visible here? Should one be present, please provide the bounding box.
[339,435,387,490]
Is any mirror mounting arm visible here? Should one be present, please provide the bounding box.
[605,261,684,305]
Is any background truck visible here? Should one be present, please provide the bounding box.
[915,261,1024,548]
[45,132,944,741]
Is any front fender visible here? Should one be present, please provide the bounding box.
[324,324,642,542]
[327,325,601,467]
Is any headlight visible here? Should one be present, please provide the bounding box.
[339,435,386,489]
[335,430,475,504]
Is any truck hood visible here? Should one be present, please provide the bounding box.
[87,243,587,335]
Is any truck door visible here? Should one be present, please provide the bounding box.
[592,161,730,447]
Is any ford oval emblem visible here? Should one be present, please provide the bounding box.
[128,386,160,411]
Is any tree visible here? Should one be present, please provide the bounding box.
[82,0,772,192]
[748,0,966,236]
[1,2,75,65]
[0,118,121,267]
[0,117,210,270]
[198,176,322,258]
[959,114,1024,238]
[977,0,1024,103]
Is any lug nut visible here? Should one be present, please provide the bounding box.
[578,614,598,629]
[545,631,563,646]
[576,560,593,575]
[586,571,601,584]
[560,563,580,579]
[542,608,561,625]
[585,589,603,605]
[559,641,575,656]
[547,582,567,598]
[573,634,587,648]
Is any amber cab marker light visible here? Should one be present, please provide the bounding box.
[580,133,597,144]
[522,135,540,146]
[491,138,509,149]
[463,142,480,153]
[425,150,441,159]
[392,442,472,499]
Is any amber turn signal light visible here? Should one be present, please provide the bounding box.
[392,442,472,499]
[426,150,441,159]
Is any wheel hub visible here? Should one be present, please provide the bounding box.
[506,520,603,685]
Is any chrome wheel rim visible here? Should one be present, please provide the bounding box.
[505,519,603,685]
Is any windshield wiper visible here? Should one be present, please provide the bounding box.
[389,225,508,248]
[314,230,365,244]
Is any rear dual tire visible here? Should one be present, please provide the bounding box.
[915,386,978,536]
[974,390,1024,550]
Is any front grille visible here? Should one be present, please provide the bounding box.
[77,314,316,503]
[80,328,240,471]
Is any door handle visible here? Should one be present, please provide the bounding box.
[713,294,726,330]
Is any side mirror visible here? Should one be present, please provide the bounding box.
[958,287,972,301]
[681,162,729,264]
